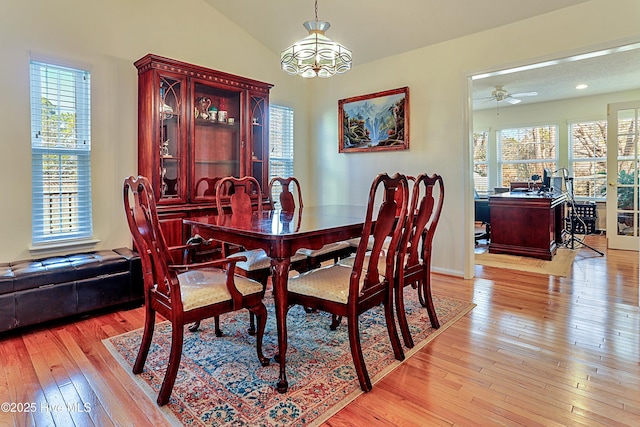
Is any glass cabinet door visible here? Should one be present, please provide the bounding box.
[158,75,185,203]
[250,93,268,193]
[191,81,242,202]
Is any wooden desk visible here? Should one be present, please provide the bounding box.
[489,192,566,260]
[184,205,367,393]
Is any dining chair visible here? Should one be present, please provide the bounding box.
[195,176,221,198]
[287,172,408,392]
[123,176,269,406]
[214,176,272,288]
[344,176,416,253]
[395,173,444,348]
[268,176,354,269]
[215,176,307,332]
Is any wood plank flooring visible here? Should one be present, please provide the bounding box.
[0,235,638,426]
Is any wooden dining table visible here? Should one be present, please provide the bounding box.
[184,204,368,393]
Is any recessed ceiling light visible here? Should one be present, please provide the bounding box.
[575,84,589,90]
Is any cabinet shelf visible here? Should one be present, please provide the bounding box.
[195,119,239,128]
[195,160,239,165]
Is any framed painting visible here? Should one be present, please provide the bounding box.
[338,86,409,153]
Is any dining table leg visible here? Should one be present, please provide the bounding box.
[271,257,290,393]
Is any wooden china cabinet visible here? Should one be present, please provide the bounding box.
[135,54,273,247]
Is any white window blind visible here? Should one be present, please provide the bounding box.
[269,104,294,180]
[30,60,92,244]
[498,125,557,186]
[569,120,607,199]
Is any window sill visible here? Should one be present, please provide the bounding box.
[29,239,101,256]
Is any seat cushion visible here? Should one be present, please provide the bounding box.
[297,241,351,258]
[338,253,389,276]
[345,236,374,250]
[177,269,263,311]
[229,249,271,271]
[289,264,383,304]
[229,249,305,271]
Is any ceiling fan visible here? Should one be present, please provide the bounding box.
[482,85,538,104]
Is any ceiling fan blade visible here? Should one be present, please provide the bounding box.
[510,91,538,97]
[473,95,495,101]
[506,98,521,104]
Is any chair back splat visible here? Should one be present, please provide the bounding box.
[269,176,303,212]
[287,172,408,392]
[123,175,269,406]
[395,173,444,348]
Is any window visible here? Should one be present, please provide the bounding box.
[269,105,294,206]
[569,121,607,199]
[473,131,489,195]
[30,60,92,244]
[498,125,557,186]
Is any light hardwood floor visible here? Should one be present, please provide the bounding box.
[0,235,638,426]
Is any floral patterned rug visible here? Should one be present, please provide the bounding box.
[104,289,474,426]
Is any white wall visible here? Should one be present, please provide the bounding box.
[1,0,639,279]
[0,0,304,261]
[298,0,640,278]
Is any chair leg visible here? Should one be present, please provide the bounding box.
[330,314,342,330]
[347,316,372,392]
[249,302,270,367]
[417,273,440,329]
[248,275,270,336]
[248,311,257,336]
[156,321,184,406]
[383,297,405,362]
[133,305,156,374]
[214,316,223,337]
[395,283,414,348]
[188,320,201,332]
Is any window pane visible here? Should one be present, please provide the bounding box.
[269,105,294,206]
[30,60,92,244]
[498,125,557,186]
[500,126,556,161]
[569,121,607,199]
[473,131,487,162]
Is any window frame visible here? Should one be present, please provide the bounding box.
[30,59,93,245]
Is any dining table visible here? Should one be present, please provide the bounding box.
[183,204,368,393]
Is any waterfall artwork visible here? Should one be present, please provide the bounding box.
[339,87,409,153]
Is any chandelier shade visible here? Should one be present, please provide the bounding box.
[280,2,352,78]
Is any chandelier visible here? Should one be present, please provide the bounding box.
[280,0,352,78]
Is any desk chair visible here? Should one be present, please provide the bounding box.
[474,192,490,244]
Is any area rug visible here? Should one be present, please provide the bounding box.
[103,289,474,426]
[475,248,577,277]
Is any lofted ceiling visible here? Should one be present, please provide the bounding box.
[206,0,640,110]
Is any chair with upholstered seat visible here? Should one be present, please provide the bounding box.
[287,172,408,392]
[214,176,273,288]
[268,176,354,269]
[214,176,307,332]
[395,173,444,348]
[123,175,269,406]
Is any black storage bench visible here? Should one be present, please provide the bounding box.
[0,248,143,334]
